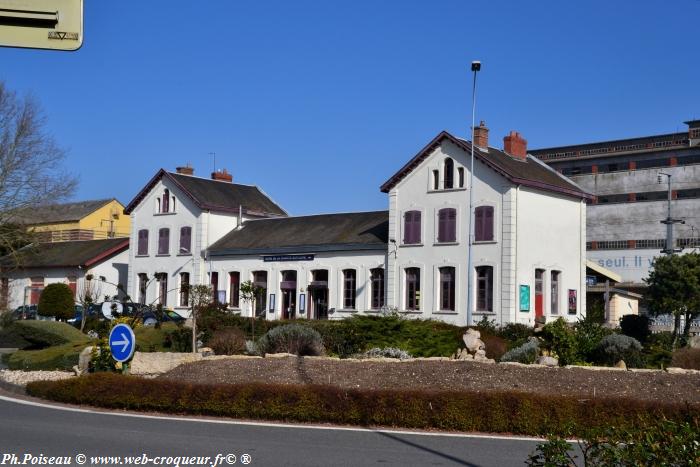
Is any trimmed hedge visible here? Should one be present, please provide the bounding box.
[8,320,89,348]
[3,321,91,370]
[26,374,699,437]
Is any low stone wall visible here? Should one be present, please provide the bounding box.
[129,351,202,376]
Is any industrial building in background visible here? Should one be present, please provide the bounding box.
[532,119,700,293]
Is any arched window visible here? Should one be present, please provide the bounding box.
[444,158,454,189]
[162,189,170,213]
[432,170,439,190]
[437,208,457,243]
[403,210,421,244]
[474,206,494,242]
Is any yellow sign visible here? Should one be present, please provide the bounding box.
[0,0,83,51]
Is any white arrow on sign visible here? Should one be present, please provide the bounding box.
[112,332,130,353]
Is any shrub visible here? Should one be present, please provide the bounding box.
[527,417,700,466]
[620,314,651,343]
[37,283,74,320]
[7,342,87,370]
[255,323,325,356]
[27,373,700,438]
[357,347,412,360]
[8,320,89,348]
[573,319,613,362]
[163,326,192,352]
[649,331,675,352]
[474,315,497,336]
[500,337,539,364]
[671,347,700,370]
[595,334,644,368]
[497,323,533,348]
[207,327,247,355]
[0,309,15,328]
[540,318,579,365]
[90,338,117,373]
[134,322,179,352]
[482,334,508,360]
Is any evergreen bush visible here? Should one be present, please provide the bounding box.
[357,347,412,360]
[255,323,325,356]
[37,283,75,320]
[620,314,651,343]
[500,337,539,364]
[595,334,644,368]
[540,318,579,365]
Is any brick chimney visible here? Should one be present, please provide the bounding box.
[503,131,528,159]
[211,168,233,182]
[176,164,194,176]
[473,120,489,148]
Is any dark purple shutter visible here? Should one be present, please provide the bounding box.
[403,212,410,243]
[484,206,494,241]
[475,207,484,241]
[404,211,421,244]
[438,210,446,242]
[413,211,421,243]
[138,230,148,255]
[158,228,169,255]
[447,209,456,242]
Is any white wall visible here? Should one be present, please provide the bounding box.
[209,250,387,320]
[127,177,240,309]
[515,187,586,324]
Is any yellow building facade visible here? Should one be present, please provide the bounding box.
[23,199,130,242]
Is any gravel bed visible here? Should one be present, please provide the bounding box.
[161,357,700,404]
[0,369,74,387]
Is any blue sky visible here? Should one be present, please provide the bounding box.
[2,0,699,215]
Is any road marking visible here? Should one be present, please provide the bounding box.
[0,393,548,442]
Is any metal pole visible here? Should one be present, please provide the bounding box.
[666,175,673,253]
[466,61,480,327]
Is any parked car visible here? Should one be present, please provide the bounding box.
[13,305,38,320]
[140,307,186,326]
[69,301,184,326]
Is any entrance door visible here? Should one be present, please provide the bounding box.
[310,287,329,320]
[535,269,544,319]
[281,270,297,319]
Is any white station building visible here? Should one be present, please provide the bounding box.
[124,124,590,326]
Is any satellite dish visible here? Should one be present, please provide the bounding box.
[0,0,83,51]
[101,301,123,320]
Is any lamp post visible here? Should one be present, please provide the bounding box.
[466,60,481,327]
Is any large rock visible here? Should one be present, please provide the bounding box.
[689,336,700,349]
[130,351,202,376]
[536,356,559,367]
[77,346,94,375]
[463,329,485,353]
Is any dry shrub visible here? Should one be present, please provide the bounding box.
[207,327,247,355]
[482,334,508,360]
[26,373,700,438]
[671,347,700,370]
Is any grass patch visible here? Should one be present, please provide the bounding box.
[7,320,89,348]
[27,373,699,437]
[6,341,88,370]
[134,323,180,352]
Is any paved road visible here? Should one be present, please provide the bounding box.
[0,394,541,466]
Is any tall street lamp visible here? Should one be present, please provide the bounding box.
[466,60,481,327]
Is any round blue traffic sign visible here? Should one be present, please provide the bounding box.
[108,323,136,363]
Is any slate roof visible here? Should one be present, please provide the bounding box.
[209,211,389,255]
[11,199,117,225]
[380,131,592,200]
[0,238,129,269]
[124,170,287,217]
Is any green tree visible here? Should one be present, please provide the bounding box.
[240,280,263,341]
[644,253,700,344]
[37,283,74,321]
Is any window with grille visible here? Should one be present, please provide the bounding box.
[439,267,455,311]
[370,268,384,310]
[405,267,420,311]
[343,269,356,309]
[476,266,493,312]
